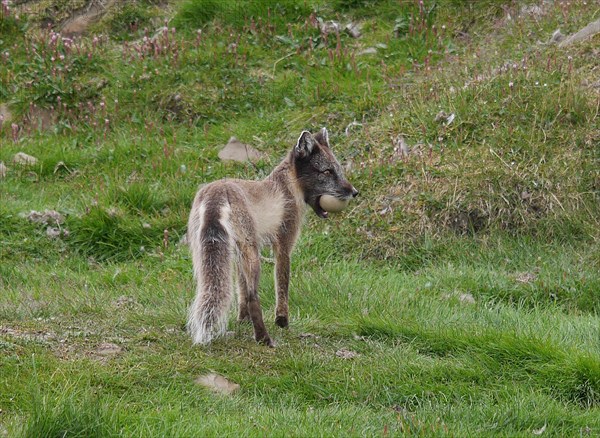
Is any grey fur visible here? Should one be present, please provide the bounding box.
[187,129,358,346]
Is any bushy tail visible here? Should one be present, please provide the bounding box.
[187,205,233,345]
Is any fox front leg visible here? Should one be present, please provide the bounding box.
[273,245,292,328]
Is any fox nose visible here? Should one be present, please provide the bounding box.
[351,187,359,198]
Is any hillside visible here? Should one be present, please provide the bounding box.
[1,0,599,436]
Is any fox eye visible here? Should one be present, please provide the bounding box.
[323,169,332,176]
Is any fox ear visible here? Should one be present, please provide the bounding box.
[314,127,329,147]
[295,130,315,159]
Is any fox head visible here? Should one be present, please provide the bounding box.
[293,128,358,219]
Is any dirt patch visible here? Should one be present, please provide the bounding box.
[94,342,122,356]
[335,348,360,359]
[113,295,139,309]
[0,326,57,344]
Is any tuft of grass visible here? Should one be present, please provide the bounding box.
[65,206,170,262]
[355,316,600,407]
[110,182,169,215]
[21,391,120,438]
[173,0,312,31]
[91,3,157,40]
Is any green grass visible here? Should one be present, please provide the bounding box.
[1,0,599,436]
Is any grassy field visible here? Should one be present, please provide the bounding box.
[1,0,599,436]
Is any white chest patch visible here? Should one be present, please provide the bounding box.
[248,191,285,240]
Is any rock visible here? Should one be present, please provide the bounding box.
[0,103,11,127]
[459,293,476,304]
[520,4,544,18]
[195,373,240,395]
[0,162,6,178]
[319,19,341,34]
[434,111,455,125]
[46,227,61,239]
[62,15,94,37]
[559,18,600,47]
[586,79,600,89]
[515,271,538,284]
[218,137,264,163]
[345,22,361,38]
[357,47,377,56]
[60,0,111,37]
[13,152,38,166]
[549,29,565,44]
[26,210,64,226]
[392,135,410,158]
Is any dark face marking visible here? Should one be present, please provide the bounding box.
[292,130,357,219]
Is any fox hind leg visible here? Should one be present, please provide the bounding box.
[238,243,272,346]
[236,266,251,323]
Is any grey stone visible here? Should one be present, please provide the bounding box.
[559,19,600,47]
[13,152,38,166]
[345,22,361,38]
[357,47,377,56]
[218,137,264,163]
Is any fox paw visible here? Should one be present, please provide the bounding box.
[275,315,289,328]
[256,334,275,347]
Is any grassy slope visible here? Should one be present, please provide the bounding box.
[1,0,599,436]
